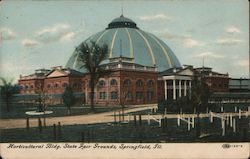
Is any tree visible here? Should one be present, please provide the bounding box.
[62,86,75,114]
[76,41,109,111]
[0,77,17,112]
[191,76,210,138]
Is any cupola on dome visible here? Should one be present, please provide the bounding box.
[66,15,181,72]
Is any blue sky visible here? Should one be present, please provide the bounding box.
[0,0,249,82]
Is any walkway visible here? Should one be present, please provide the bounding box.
[0,104,248,129]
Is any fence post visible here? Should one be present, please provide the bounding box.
[177,115,180,126]
[188,117,190,131]
[26,118,29,131]
[159,117,162,127]
[234,106,237,112]
[192,116,195,128]
[128,114,130,124]
[139,114,142,126]
[221,119,225,136]
[58,122,61,139]
[206,107,208,114]
[233,118,236,133]
[209,111,213,123]
[226,115,229,125]
[245,111,248,118]
[239,109,241,119]
[230,114,233,127]
[161,118,165,132]
[147,114,150,125]
[114,111,117,124]
[122,107,125,121]
[221,106,224,113]
[38,118,42,133]
[164,117,167,129]
[134,115,137,127]
[119,111,121,123]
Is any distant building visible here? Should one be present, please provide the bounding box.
[229,78,250,92]
[194,67,229,92]
[158,65,193,101]
[19,68,50,94]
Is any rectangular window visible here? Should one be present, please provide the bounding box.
[147,91,153,101]
[136,91,143,100]
[99,92,106,99]
[111,91,118,99]
[125,91,133,100]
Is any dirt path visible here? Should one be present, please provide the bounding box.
[0,105,248,129]
[0,104,156,129]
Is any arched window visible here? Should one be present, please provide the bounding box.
[123,79,131,86]
[136,79,143,87]
[147,80,154,87]
[99,80,105,87]
[47,84,51,88]
[54,83,59,88]
[30,85,34,89]
[110,79,117,86]
[62,83,68,88]
[20,85,24,90]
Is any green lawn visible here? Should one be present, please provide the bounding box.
[1,116,249,143]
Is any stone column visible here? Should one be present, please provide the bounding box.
[184,80,187,96]
[164,80,168,100]
[106,78,109,100]
[179,80,181,98]
[173,79,176,100]
[189,80,192,99]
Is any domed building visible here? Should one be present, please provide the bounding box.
[18,15,194,106]
[64,15,193,105]
[66,15,181,72]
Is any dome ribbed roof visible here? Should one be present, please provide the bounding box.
[107,15,138,29]
[66,15,181,72]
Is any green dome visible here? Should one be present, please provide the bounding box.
[66,15,181,72]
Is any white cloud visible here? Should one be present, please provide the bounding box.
[60,32,75,42]
[233,59,248,67]
[226,26,240,34]
[0,27,16,40]
[184,38,205,48]
[35,24,75,43]
[153,29,190,40]
[195,52,224,58]
[36,24,70,36]
[216,38,242,45]
[21,39,39,47]
[0,61,32,83]
[139,14,172,21]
